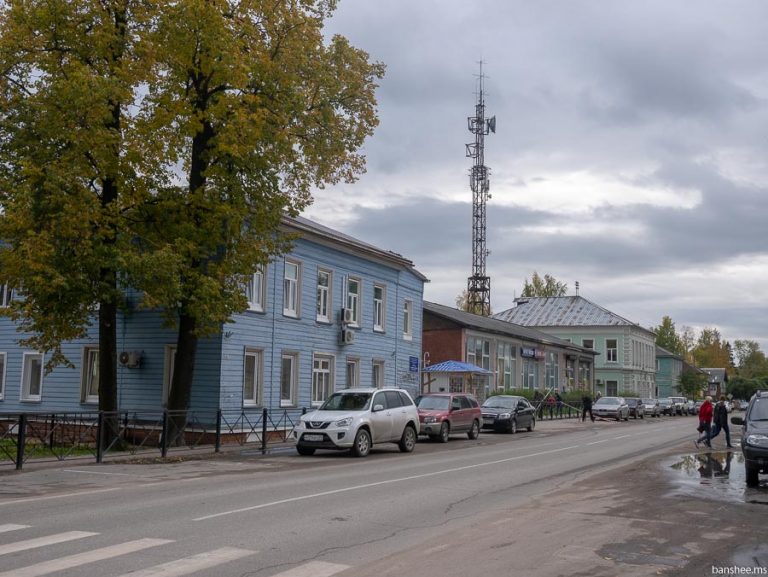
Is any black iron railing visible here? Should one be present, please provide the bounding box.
[0,407,306,470]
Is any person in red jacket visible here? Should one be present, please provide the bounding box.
[695,396,714,449]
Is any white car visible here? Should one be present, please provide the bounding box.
[293,388,420,457]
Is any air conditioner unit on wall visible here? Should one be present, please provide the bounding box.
[342,308,355,324]
[118,350,143,368]
[340,329,355,345]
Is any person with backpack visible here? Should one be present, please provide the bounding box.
[708,395,733,448]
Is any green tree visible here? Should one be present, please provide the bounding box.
[132,0,384,434]
[0,0,152,421]
[520,272,568,297]
[692,327,733,369]
[455,289,492,316]
[733,340,768,379]
[678,369,707,399]
[653,316,684,356]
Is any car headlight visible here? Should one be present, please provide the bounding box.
[499,412,511,420]
[423,416,437,424]
[745,434,768,448]
[334,417,353,428]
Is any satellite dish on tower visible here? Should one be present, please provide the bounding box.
[488,116,496,133]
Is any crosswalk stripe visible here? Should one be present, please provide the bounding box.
[0,538,173,577]
[113,547,255,577]
[0,531,98,556]
[269,561,350,577]
[0,524,30,533]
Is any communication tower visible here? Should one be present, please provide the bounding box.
[465,63,495,315]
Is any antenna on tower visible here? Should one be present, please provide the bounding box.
[466,61,495,316]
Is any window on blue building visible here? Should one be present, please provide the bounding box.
[243,348,263,406]
[373,284,385,332]
[312,354,334,405]
[346,277,361,327]
[81,347,99,404]
[281,353,298,406]
[246,266,265,312]
[0,352,5,400]
[21,352,43,402]
[283,260,301,318]
[316,270,331,323]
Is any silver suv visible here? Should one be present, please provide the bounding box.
[293,388,420,457]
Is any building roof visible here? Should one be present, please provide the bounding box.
[656,345,682,360]
[284,215,429,282]
[423,360,492,374]
[702,368,729,383]
[493,296,652,334]
[424,301,597,356]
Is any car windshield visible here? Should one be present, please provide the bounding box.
[416,396,450,410]
[596,397,619,405]
[749,398,768,421]
[320,392,372,411]
[482,396,517,409]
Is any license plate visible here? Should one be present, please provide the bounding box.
[483,418,495,425]
[303,434,324,442]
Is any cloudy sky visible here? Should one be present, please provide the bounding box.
[306,1,768,353]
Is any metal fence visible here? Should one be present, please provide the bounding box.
[0,408,305,471]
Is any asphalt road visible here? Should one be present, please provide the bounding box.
[1,414,766,577]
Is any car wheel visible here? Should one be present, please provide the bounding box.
[438,422,450,443]
[350,429,371,458]
[296,445,316,456]
[527,418,535,432]
[615,413,621,422]
[467,420,480,440]
[510,419,517,434]
[746,463,760,487]
[398,425,417,453]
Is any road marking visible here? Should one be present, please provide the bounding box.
[613,434,631,439]
[0,538,173,577]
[193,445,581,521]
[64,469,139,477]
[586,439,609,445]
[269,561,350,577]
[0,531,98,556]
[113,547,255,577]
[0,487,119,507]
[0,524,29,533]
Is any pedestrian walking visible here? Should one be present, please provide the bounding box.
[582,394,595,422]
[547,395,556,418]
[695,396,714,449]
[709,395,733,448]
[555,392,563,417]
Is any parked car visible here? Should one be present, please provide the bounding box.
[684,400,697,415]
[481,395,536,433]
[415,393,481,442]
[625,398,645,419]
[593,396,629,421]
[293,388,420,457]
[642,398,660,418]
[694,400,705,414]
[731,390,768,486]
[658,398,675,416]
[669,396,687,416]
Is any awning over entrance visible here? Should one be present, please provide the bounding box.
[423,360,492,374]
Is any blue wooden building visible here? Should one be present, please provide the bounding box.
[0,216,427,417]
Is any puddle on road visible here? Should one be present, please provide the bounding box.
[665,450,768,505]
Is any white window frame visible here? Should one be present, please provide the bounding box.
[0,284,12,308]
[246,266,266,312]
[373,284,386,332]
[606,339,618,363]
[162,345,177,407]
[316,269,332,323]
[346,277,361,327]
[20,352,44,402]
[80,346,100,404]
[403,299,413,340]
[372,360,385,389]
[0,352,6,400]
[283,260,301,318]
[280,352,298,407]
[345,358,360,388]
[243,348,263,407]
[312,353,335,406]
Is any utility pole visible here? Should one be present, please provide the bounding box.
[465,62,495,316]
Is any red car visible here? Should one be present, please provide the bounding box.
[414,393,482,443]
